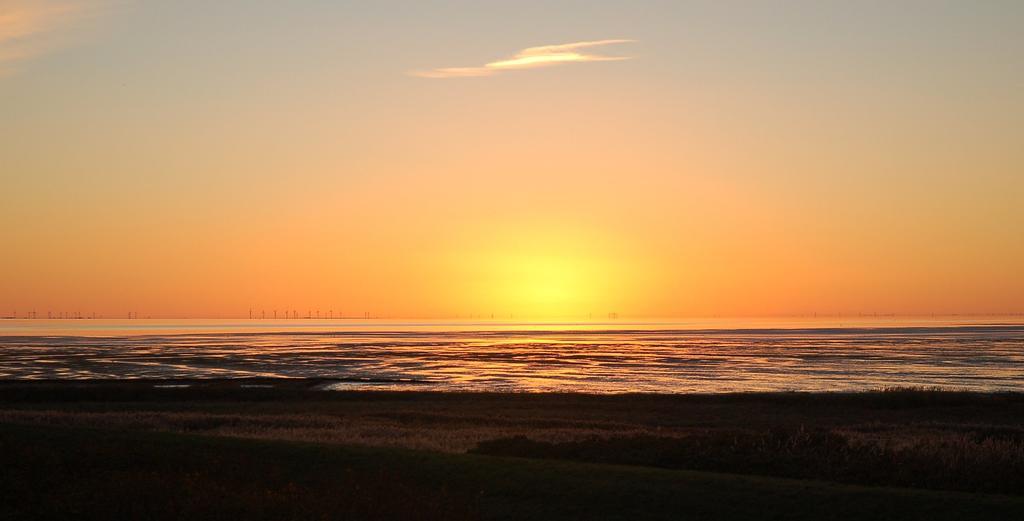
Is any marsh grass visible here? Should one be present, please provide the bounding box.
[0,409,661,452]
[3,384,1024,495]
[5,422,1024,521]
[0,425,478,521]
[471,426,1024,494]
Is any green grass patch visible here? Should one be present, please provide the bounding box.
[3,423,1024,520]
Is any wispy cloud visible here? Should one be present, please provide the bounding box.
[0,0,96,77]
[412,39,634,79]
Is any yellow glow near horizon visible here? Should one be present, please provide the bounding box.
[425,221,640,318]
[486,252,611,317]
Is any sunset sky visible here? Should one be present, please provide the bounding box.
[1,0,1022,319]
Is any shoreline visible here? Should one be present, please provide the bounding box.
[2,378,1024,401]
[2,378,1024,400]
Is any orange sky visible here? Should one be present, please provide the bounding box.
[1,1,1022,318]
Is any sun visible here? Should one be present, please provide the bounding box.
[477,245,622,319]
[506,254,584,309]
[435,221,641,319]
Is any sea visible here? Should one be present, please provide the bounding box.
[1,318,1022,393]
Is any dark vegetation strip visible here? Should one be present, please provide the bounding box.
[471,426,1024,495]
[3,423,1024,521]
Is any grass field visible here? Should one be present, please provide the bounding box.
[3,423,1024,520]
[2,381,1023,519]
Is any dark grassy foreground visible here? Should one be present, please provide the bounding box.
[3,381,1024,519]
[471,425,1024,494]
[3,422,1024,521]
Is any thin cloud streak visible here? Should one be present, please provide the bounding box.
[0,0,94,77]
[412,39,634,79]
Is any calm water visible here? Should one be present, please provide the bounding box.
[1,318,1023,393]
